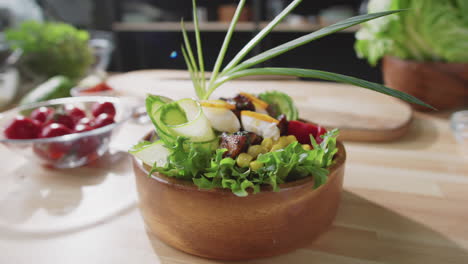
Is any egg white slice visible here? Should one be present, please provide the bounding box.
[241,111,280,140]
[202,107,240,133]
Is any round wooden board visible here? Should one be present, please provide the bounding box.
[107,70,413,142]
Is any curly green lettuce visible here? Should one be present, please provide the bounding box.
[6,21,94,79]
[149,129,339,197]
[355,0,468,65]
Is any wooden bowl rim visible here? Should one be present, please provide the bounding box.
[384,55,468,67]
[133,134,346,195]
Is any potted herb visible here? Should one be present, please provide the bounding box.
[6,21,93,80]
[355,0,468,111]
[130,0,430,260]
[5,21,94,98]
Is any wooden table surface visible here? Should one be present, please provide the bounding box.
[1,73,468,264]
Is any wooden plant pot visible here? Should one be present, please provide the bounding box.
[218,4,252,22]
[382,56,468,111]
[132,135,346,260]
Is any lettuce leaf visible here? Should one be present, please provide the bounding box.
[150,130,339,197]
[5,21,93,79]
[355,0,468,65]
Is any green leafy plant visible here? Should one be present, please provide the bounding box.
[355,0,468,66]
[182,0,433,109]
[149,130,338,197]
[5,21,94,80]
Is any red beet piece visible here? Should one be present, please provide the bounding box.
[287,120,327,145]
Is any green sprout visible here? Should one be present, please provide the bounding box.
[181,0,433,109]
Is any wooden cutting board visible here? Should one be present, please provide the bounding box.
[107,70,413,142]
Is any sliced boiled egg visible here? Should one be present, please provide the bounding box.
[200,100,235,110]
[241,110,280,140]
[239,92,269,114]
[253,102,269,115]
[240,92,269,109]
[201,100,240,133]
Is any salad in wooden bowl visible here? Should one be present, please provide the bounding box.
[130,0,431,260]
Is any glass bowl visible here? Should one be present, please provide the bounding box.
[70,84,118,97]
[0,96,132,168]
[451,110,468,157]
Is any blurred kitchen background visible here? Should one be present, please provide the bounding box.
[0,0,377,79]
[1,0,467,112]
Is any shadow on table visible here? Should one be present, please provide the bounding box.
[145,190,468,264]
[0,150,135,239]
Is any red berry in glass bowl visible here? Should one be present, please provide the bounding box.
[93,113,115,128]
[75,136,101,158]
[30,107,55,123]
[39,123,73,138]
[63,104,86,123]
[33,142,72,161]
[45,114,75,130]
[74,124,94,133]
[92,102,116,117]
[76,117,94,127]
[4,116,42,139]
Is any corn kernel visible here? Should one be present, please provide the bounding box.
[277,136,290,148]
[248,145,268,158]
[236,153,253,168]
[249,161,264,171]
[287,135,298,144]
[302,144,311,151]
[271,144,283,152]
[261,138,273,151]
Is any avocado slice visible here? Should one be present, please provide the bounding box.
[258,91,298,120]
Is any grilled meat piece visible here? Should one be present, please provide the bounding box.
[234,131,263,145]
[222,95,255,115]
[221,131,263,158]
[277,114,289,136]
[247,132,263,145]
[233,95,255,112]
[221,95,255,129]
[220,133,248,158]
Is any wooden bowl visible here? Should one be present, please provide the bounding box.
[382,56,468,111]
[132,136,346,260]
[218,4,252,22]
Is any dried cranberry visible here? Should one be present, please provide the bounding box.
[91,102,116,118]
[4,116,41,139]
